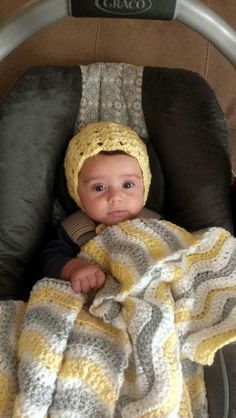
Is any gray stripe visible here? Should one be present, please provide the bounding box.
[18,359,55,406]
[0,301,19,377]
[220,297,236,321]
[68,331,128,374]
[93,275,122,299]
[192,403,209,418]
[0,300,17,334]
[142,219,187,252]
[103,300,121,321]
[203,297,236,331]
[113,305,164,412]
[175,247,236,301]
[180,298,236,344]
[0,341,18,379]
[115,394,134,412]
[100,227,151,277]
[181,358,202,379]
[33,277,71,291]
[114,406,122,418]
[135,305,163,392]
[51,383,112,418]
[23,306,75,341]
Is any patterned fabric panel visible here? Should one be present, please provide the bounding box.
[75,63,148,139]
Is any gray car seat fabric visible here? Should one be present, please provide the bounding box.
[142,67,233,232]
[0,66,82,299]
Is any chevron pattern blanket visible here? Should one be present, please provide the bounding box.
[1,218,236,418]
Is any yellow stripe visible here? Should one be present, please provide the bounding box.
[18,331,63,371]
[12,397,22,418]
[85,240,138,290]
[59,357,116,407]
[175,285,236,323]
[154,282,174,307]
[123,298,137,323]
[0,372,15,417]
[172,266,185,285]
[194,329,236,365]
[178,382,193,418]
[160,332,183,412]
[175,286,236,324]
[83,240,110,270]
[15,301,26,331]
[27,287,83,311]
[110,262,137,291]
[186,374,206,403]
[119,222,167,260]
[186,229,229,267]
[172,229,230,289]
[75,310,129,344]
[84,238,140,291]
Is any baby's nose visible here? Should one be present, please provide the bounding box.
[108,189,122,203]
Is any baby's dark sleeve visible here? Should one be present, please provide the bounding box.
[40,226,80,278]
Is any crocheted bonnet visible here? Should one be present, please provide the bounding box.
[64,121,152,208]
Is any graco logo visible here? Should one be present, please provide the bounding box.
[95,0,152,15]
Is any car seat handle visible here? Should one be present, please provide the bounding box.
[0,0,235,67]
[175,0,236,69]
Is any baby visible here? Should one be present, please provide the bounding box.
[41,121,156,293]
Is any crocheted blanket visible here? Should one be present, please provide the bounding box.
[1,219,236,418]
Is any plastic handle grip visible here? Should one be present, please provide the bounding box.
[70,0,177,20]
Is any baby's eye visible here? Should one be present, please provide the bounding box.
[123,181,135,189]
[93,184,106,192]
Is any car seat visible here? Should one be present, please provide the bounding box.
[0,60,235,418]
[0,1,236,417]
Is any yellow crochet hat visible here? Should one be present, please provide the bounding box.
[64,121,152,208]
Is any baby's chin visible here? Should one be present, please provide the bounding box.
[101,211,138,226]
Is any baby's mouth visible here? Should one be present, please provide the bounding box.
[108,210,129,217]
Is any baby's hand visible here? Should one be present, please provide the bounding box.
[70,259,105,293]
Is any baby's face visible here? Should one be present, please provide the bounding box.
[78,153,144,225]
